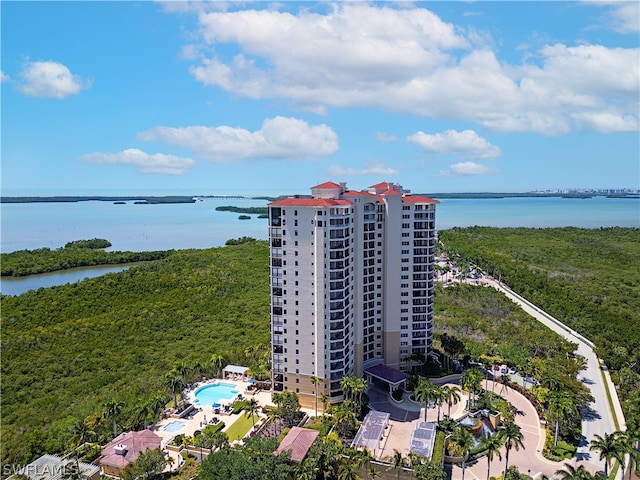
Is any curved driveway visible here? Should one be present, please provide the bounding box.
[481,278,625,476]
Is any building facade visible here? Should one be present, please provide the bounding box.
[269,181,438,410]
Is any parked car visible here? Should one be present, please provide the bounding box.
[508,367,517,375]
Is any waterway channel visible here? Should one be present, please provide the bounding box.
[0,264,133,296]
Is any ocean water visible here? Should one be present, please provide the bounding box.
[1,196,638,254]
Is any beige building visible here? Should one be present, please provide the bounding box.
[268,181,438,410]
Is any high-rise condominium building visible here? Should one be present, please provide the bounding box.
[268,181,438,410]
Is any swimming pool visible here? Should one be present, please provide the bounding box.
[194,382,239,405]
[163,421,186,433]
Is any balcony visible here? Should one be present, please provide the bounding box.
[273,345,283,354]
[271,258,282,267]
[271,238,282,247]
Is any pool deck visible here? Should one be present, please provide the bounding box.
[150,377,315,450]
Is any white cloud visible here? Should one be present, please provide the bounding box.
[327,161,398,177]
[17,60,91,98]
[436,161,499,177]
[608,1,640,33]
[376,132,397,143]
[1,71,9,82]
[585,1,640,33]
[137,116,339,162]
[408,129,502,159]
[177,3,638,135]
[571,111,639,133]
[78,148,196,175]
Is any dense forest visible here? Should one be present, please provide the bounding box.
[1,240,271,466]
[1,227,638,470]
[438,227,640,433]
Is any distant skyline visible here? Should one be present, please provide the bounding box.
[2,1,639,196]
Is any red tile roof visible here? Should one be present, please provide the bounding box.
[311,181,342,189]
[402,195,439,203]
[369,182,393,189]
[269,198,352,207]
[100,430,161,469]
[274,427,319,462]
[381,189,402,195]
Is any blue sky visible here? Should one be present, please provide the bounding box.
[2,1,638,196]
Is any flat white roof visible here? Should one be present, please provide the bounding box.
[223,365,249,374]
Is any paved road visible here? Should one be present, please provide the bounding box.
[481,278,625,476]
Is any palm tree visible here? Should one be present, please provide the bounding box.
[246,397,260,427]
[461,367,483,410]
[432,385,446,421]
[480,434,503,480]
[148,392,168,423]
[451,427,474,480]
[620,427,639,480]
[555,463,596,480]
[102,398,124,437]
[166,455,175,472]
[311,376,322,417]
[351,377,368,416]
[210,353,226,379]
[192,359,205,383]
[548,391,578,447]
[414,378,436,421]
[337,453,361,480]
[387,449,405,480]
[69,418,95,448]
[321,393,330,414]
[164,369,184,408]
[132,400,152,430]
[175,360,191,385]
[211,431,229,451]
[499,421,525,480]
[590,431,625,477]
[442,385,461,418]
[341,375,356,401]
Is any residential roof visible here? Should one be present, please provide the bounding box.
[223,365,249,375]
[311,181,342,189]
[269,198,352,207]
[402,195,439,204]
[381,189,402,195]
[369,182,393,189]
[364,364,410,386]
[273,426,319,462]
[100,430,162,469]
[10,455,100,480]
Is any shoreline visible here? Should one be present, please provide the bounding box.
[2,193,638,204]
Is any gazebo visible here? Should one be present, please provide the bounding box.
[364,364,410,393]
[222,365,249,381]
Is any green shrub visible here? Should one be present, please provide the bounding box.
[432,431,445,465]
[203,422,225,434]
[232,400,248,414]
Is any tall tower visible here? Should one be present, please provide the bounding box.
[268,181,438,410]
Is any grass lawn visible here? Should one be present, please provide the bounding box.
[225,413,259,442]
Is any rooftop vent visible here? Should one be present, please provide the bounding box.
[114,444,127,456]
